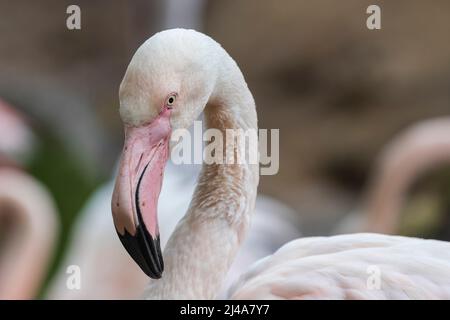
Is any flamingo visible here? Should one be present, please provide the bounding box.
[0,168,58,299]
[335,117,450,236]
[47,0,298,300]
[111,29,450,299]
[0,101,58,299]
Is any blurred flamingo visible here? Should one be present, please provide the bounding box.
[0,99,58,299]
[335,117,450,236]
[45,179,147,299]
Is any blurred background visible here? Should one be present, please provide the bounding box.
[1,0,450,298]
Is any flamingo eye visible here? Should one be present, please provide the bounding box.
[166,94,176,107]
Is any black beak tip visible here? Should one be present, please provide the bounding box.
[117,227,164,279]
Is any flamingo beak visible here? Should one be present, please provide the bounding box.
[111,108,171,279]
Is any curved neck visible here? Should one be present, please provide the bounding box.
[0,169,57,299]
[144,58,259,299]
[364,127,450,234]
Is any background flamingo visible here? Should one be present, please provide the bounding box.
[0,168,58,299]
[335,117,450,237]
[0,100,58,299]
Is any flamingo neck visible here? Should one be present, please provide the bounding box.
[365,127,450,234]
[144,58,259,299]
[0,169,58,299]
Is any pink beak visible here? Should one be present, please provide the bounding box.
[111,108,171,278]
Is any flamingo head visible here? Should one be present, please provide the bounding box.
[111,29,219,278]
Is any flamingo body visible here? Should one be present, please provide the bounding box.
[229,233,450,299]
